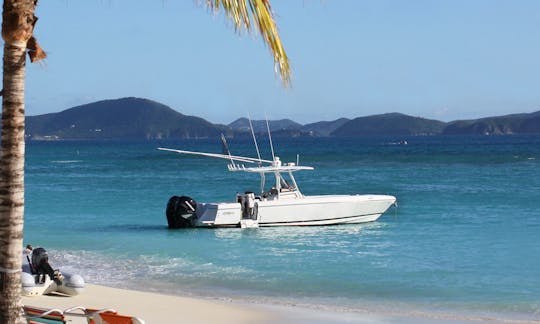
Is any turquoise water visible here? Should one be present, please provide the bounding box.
[24,135,540,320]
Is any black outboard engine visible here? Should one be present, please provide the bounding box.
[166,196,197,228]
[31,247,63,285]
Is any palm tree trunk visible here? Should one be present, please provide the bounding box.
[0,40,26,324]
[0,1,41,322]
[0,36,26,323]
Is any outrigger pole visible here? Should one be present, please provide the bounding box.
[248,113,264,193]
[265,113,276,162]
[157,147,272,165]
[220,133,236,169]
[247,113,262,165]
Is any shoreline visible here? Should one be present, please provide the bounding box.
[21,284,539,324]
[23,284,276,324]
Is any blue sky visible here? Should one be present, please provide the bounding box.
[20,0,540,124]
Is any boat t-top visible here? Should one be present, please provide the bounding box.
[159,122,396,229]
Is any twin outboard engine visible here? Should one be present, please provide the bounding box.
[166,196,197,228]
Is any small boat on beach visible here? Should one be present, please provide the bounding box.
[22,247,84,297]
[160,124,396,229]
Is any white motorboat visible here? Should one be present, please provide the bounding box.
[160,130,396,228]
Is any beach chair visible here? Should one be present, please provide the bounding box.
[83,308,117,324]
[23,306,66,324]
[95,312,146,324]
[23,305,145,324]
[82,308,145,324]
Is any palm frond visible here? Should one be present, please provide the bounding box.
[206,0,291,86]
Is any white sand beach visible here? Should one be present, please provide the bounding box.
[21,284,531,324]
[19,284,408,323]
[23,284,276,323]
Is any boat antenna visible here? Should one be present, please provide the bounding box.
[265,113,275,161]
[220,133,236,168]
[247,113,262,165]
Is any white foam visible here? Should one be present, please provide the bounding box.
[50,160,83,164]
[48,250,253,288]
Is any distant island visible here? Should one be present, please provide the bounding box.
[22,97,540,140]
[26,98,229,140]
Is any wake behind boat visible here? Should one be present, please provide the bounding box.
[159,127,396,229]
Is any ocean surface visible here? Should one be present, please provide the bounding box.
[24,135,540,322]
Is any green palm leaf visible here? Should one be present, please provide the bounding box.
[206,0,291,86]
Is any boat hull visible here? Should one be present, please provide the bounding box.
[21,263,85,297]
[194,194,396,227]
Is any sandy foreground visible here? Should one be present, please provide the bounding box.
[22,284,277,324]
[21,284,530,324]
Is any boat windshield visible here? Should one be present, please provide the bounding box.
[260,170,299,199]
[280,176,293,191]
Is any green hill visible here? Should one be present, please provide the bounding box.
[301,118,350,136]
[228,118,302,133]
[332,113,446,136]
[443,111,540,135]
[26,97,225,139]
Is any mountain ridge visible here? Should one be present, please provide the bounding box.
[26,97,227,139]
[443,111,540,135]
[228,118,302,133]
[23,97,540,139]
[331,113,446,136]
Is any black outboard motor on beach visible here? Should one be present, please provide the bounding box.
[166,195,197,228]
[31,247,63,285]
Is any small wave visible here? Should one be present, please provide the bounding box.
[45,250,540,324]
[47,250,254,288]
[51,160,83,164]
